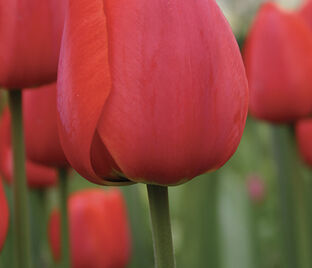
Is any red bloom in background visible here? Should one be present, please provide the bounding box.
[0,0,65,89]
[296,119,312,167]
[244,2,312,122]
[48,189,131,268]
[246,174,266,203]
[0,177,9,252]
[0,108,57,188]
[57,0,248,186]
[23,83,68,168]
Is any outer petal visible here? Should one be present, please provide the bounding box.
[299,0,312,29]
[97,0,248,185]
[0,177,9,252]
[296,119,312,167]
[48,189,131,268]
[23,84,68,168]
[0,108,57,188]
[244,2,312,122]
[57,0,130,185]
[0,0,65,88]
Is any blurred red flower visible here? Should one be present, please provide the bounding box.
[296,119,312,167]
[244,2,312,122]
[48,189,131,268]
[23,83,68,168]
[0,108,57,188]
[247,174,266,203]
[0,0,65,88]
[0,177,9,252]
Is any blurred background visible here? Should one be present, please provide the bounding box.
[0,0,311,267]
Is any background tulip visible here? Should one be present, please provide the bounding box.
[57,0,248,186]
[295,119,312,167]
[0,0,65,89]
[0,177,9,252]
[23,83,68,168]
[244,2,312,122]
[48,189,131,268]
[0,108,57,188]
[246,174,265,203]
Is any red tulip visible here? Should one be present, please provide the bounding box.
[0,177,9,252]
[48,189,131,268]
[23,83,68,168]
[296,119,312,167]
[0,108,57,188]
[246,174,265,203]
[299,0,312,29]
[244,2,312,122]
[57,0,248,186]
[0,0,65,88]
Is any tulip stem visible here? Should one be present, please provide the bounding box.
[8,90,32,268]
[147,185,175,268]
[30,190,52,268]
[271,125,302,268]
[58,168,70,268]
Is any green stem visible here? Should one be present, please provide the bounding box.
[271,125,312,268]
[147,185,175,268]
[8,90,32,268]
[271,125,297,268]
[30,189,52,268]
[58,168,70,268]
[249,202,262,268]
[294,174,312,268]
[204,175,219,268]
[121,185,154,268]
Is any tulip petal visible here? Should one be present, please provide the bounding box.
[97,0,248,185]
[57,0,130,185]
[299,0,312,29]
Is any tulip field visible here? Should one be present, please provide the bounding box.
[1,0,312,267]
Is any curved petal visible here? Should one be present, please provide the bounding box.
[97,0,248,185]
[0,177,9,252]
[23,84,68,168]
[0,108,57,188]
[57,0,130,185]
[244,3,312,122]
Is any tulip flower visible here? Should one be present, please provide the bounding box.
[295,119,312,167]
[0,107,57,188]
[23,83,68,168]
[57,0,249,186]
[246,174,265,203]
[48,189,131,268]
[0,0,65,89]
[0,177,9,252]
[244,2,312,122]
